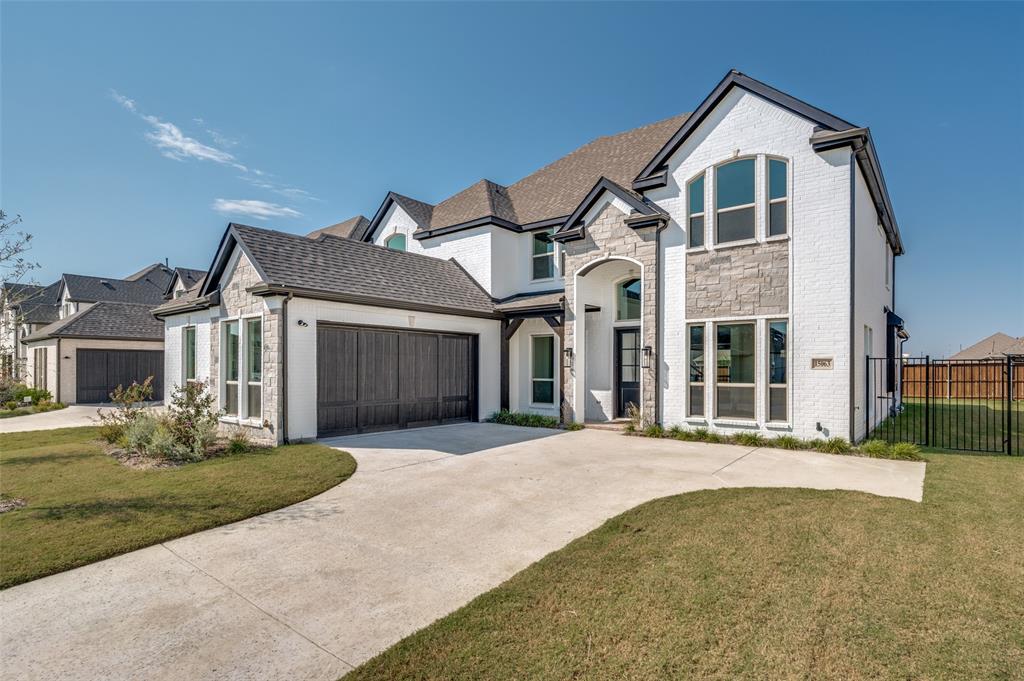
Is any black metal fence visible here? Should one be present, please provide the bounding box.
[866,355,1023,455]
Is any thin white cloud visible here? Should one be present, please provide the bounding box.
[111,89,316,208]
[212,199,302,220]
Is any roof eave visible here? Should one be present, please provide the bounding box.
[247,284,502,320]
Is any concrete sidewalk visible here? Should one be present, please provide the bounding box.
[0,423,925,680]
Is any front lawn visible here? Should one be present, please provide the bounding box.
[0,427,356,589]
[348,452,1024,680]
[871,397,1023,453]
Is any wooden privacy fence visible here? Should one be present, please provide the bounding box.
[901,360,1024,400]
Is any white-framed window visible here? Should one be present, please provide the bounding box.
[768,158,788,236]
[223,320,240,416]
[183,326,197,383]
[616,277,641,321]
[531,228,555,280]
[884,241,891,289]
[767,320,788,422]
[245,318,262,418]
[33,347,47,391]
[221,316,263,420]
[715,322,756,419]
[385,233,406,251]
[530,334,555,405]
[688,324,705,417]
[715,158,756,244]
[687,173,705,248]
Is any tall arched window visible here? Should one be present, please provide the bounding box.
[715,158,755,243]
[616,278,641,321]
[385,233,407,251]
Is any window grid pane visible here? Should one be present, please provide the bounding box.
[246,319,262,382]
[532,254,553,280]
[769,159,787,200]
[532,380,554,404]
[689,216,704,248]
[532,336,554,380]
[689,326,704,383]
[688,175,704,215]
[617,278,641,320]
[769,201,787,236]
[716,159,755,209]
[717,205,755,243]
[717,323,756,385]
[185,327,196,381]
[225,321,239,382]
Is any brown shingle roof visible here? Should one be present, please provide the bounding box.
[23,302,164,343]
[307,215,369,240]
[949,332,1024,360]
[375,112,690,236]
[230,224,497,317]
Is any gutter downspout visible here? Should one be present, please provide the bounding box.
[849,151,857,444]
[55,338,61,404]
[281,294,291,444]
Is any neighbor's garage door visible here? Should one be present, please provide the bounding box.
[76,349,164,403]
[316,324,477,437]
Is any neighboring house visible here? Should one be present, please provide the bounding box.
[155,70,905,445]
[165,267,207,300]
[19,263,194,404]
[950,332,1024,360]
[306,215,370,240]
[1,282,61,379]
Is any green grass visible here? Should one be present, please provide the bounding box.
[871,398,1023,454]
[0,427,356,588]
[347,452,1024,680]
[0,403,67,419]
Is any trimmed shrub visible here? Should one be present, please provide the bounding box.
[818,437,852,454]
[488,410,560,429]
[858,439,891,458]
[890,442,925,461]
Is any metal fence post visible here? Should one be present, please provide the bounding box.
[1007,355,1013,456]
[924,355,931,448]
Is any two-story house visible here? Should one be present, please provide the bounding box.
[155,70,905,444]
[17,263,201,403]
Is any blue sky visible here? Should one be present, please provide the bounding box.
[2,1,1021,356]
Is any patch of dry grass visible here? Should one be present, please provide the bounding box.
[347,453,1024,680]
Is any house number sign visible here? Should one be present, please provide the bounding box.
[811,357,834,370]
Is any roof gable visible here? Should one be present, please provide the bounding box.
[634,70,856,187]
[306,215,369,240]
[554,177,665,242]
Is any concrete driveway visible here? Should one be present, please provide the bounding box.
[1,423,925,680]
[0,404,166,434]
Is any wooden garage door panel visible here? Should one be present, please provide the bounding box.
[316,324,476,437]
[76,349,164,404]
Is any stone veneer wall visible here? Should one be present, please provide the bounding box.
[209,253,283,445]
[685,240,789,318]
[561,202,660,423]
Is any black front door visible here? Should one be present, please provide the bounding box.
[615,328,641,418]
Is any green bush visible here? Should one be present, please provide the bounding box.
[487,410,561,429]
[889,442,925,461]
[98,422,124,444]
[691,428,710,441]
[3,401,18,411]
[703,431,726,444]
[564,422,585,432]
[817,437,852,454]
[733,432,766,447]
[147,421,184,461]
[858,439,891,457]
[771,435,804,450]
[121,413,158,453]
[226,429,253,455]
[643,423,665,438]
[166,381,219,460]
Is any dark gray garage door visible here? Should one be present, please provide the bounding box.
[76,349,164,404]
[317,324,477,437]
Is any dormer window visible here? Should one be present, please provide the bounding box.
[531,229,555,280]
[715,158,755,243]
[768,158,788,236]
[385,233,406,251]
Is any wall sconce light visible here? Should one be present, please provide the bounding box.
[562,347,574,369]
[641,346,652,369]
[297,319,309,327]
